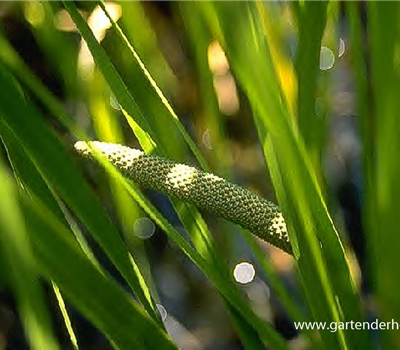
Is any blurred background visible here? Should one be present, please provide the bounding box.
[0,2,371,350]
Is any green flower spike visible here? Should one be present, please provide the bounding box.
[75,141,292,254]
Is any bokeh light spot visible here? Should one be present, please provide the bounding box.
[24,2,45,27]
[320,46,335,71]
[55,10,77,32]
[88,3,122,41]
[156,304,168,321]
[133,217,155,239]
[339,38,346,57]
[207,41,230,75]
[233,262,255,284]
[110,94,121,110]
[202,129,213,150]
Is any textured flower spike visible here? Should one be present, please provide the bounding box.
[75,141,292,254]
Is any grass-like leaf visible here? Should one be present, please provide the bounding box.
[0,63,159,323]
[21,192,178,350]
[63,4,294,348]
[0,158,60,350]
[199,2,371,349]
[368,3,400,348]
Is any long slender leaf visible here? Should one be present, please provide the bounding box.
[0,158,60,350]
[98,1,209,171]
[0,16,272,349]
[63,7,288,349]
[295,1,328,174]
[368,3,400,348]
[200,2,372,349]
[0,63,159,323]
[21,192,178,350]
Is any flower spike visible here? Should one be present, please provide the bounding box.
[75,141,292,254]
